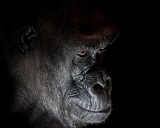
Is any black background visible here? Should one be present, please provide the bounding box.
[0,0,159,128]
[89,1,159,127]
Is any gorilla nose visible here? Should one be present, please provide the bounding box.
[93,78,110,92]
[92,72,111,93]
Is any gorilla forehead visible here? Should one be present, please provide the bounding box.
[37,18,118,52]
[36,2,119,49]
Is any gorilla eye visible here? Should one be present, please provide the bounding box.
[77,51,87,57]
[99,47,107,52]
[98,47,107,54]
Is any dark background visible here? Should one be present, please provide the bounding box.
[0,0,159,128]
[89,1,159,127]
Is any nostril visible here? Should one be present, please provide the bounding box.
[93,84,104,92]
[106,79,110,85]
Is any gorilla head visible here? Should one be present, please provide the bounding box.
[3,0,119,128]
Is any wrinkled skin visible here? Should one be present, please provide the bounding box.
[3,0,119,128]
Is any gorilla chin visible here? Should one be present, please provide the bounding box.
[69,102,112,124]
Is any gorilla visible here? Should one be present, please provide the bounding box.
[1,0,119,128]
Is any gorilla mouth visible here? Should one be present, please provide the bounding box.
[78,105,111,113]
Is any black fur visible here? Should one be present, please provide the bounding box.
[1,0,119,128]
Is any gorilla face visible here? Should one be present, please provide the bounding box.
[4,1,119,128]
[64,39,112,123]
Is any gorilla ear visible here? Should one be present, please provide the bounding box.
[19,26,37,53]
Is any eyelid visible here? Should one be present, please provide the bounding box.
[99,46,107,52]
